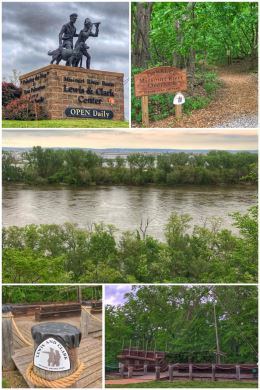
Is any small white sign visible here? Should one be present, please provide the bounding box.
[34,337,70,372]
[173,93,185,105]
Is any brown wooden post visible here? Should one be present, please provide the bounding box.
[143,362,148,375]
[141,95,149,127]
[31,323,82,387]
[155,365,160,380]
[2,305,15,371]
[119,363,124,378]
[128,365,133,378]
[236,365,241,381]
[80,308,90,338]
[175,104,182,119]
[168,364,174,381]
[189,363,193,380]
[212,364,216,381]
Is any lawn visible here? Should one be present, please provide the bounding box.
[106,380,258,388]
[2,119,129,128]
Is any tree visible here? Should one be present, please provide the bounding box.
[132,3,153,67]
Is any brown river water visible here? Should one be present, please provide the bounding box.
[2,184,257,241]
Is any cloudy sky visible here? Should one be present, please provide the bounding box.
[105,285,134,305]
[2,129,258,150]
[2,1,129,117]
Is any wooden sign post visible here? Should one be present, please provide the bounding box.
[134,66,187,127]
[2,305,15,371]
[27,322,84,387]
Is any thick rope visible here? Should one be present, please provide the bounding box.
[6,314,33,347]
[81,306,102,323]
[26,361,85,388]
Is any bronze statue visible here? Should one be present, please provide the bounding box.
[48,15,100,69]
[48,42,86,66]
[59,13,78,49]
[75,18,100,69]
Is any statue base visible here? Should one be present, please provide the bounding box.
[19,65,124,121]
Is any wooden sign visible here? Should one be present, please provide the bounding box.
[34,337,70,372]
[134,66,187,97]
[134,66,187,126]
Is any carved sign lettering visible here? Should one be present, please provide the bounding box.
[134,66,187,97]
[65,107,114,119]
[34,337,70,372]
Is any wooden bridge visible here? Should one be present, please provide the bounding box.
[4,305,102,388]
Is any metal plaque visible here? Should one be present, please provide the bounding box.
[65,107,114,119]
[34,337,70,372]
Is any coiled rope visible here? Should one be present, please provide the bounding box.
[26,361,85,388]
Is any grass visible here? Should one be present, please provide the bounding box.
[106,380,258,388]
[2,119,129,128]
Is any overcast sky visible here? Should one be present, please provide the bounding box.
[105,285,134,306]
[2,2,129,118]
[2,129,258,150]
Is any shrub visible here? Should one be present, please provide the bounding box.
[3,96,47,120]
[2,82,22,106]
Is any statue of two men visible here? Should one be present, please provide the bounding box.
[49,13,100,69]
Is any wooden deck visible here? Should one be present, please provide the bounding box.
[13,310,102,351]
[12,337,102,388]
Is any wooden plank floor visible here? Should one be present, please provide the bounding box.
[12,337,102,388]
[13,309,102,351]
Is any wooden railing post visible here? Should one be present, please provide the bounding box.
[2,305,15,371]
[128,365,133,378]
[212,364,216,381]
[236,365,241,381]
[31,322,82,387]
[143,362,148,375]
[119,363,124,378]
[155,364,160,380]
[80,308,90,338]
[189,363,193,380]
[168,364,174,381]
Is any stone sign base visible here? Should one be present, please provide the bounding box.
[19,65,124,121]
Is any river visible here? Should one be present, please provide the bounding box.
[2,184,257,241]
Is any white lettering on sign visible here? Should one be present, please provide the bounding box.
[173,92,185,105]
[34,337,70,372]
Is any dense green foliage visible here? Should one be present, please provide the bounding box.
[3,147,258,186]
[2,119,129,128]
[143,2,257,67]
[3,205,257,283]
[2,285,101,304]
[106,381,258,388]
[105,286,258,366]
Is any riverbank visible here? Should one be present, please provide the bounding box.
[3,205,258,283]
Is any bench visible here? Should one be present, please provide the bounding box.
[35,303,81,321]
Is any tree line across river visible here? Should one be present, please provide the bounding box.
[3,147,258,186]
